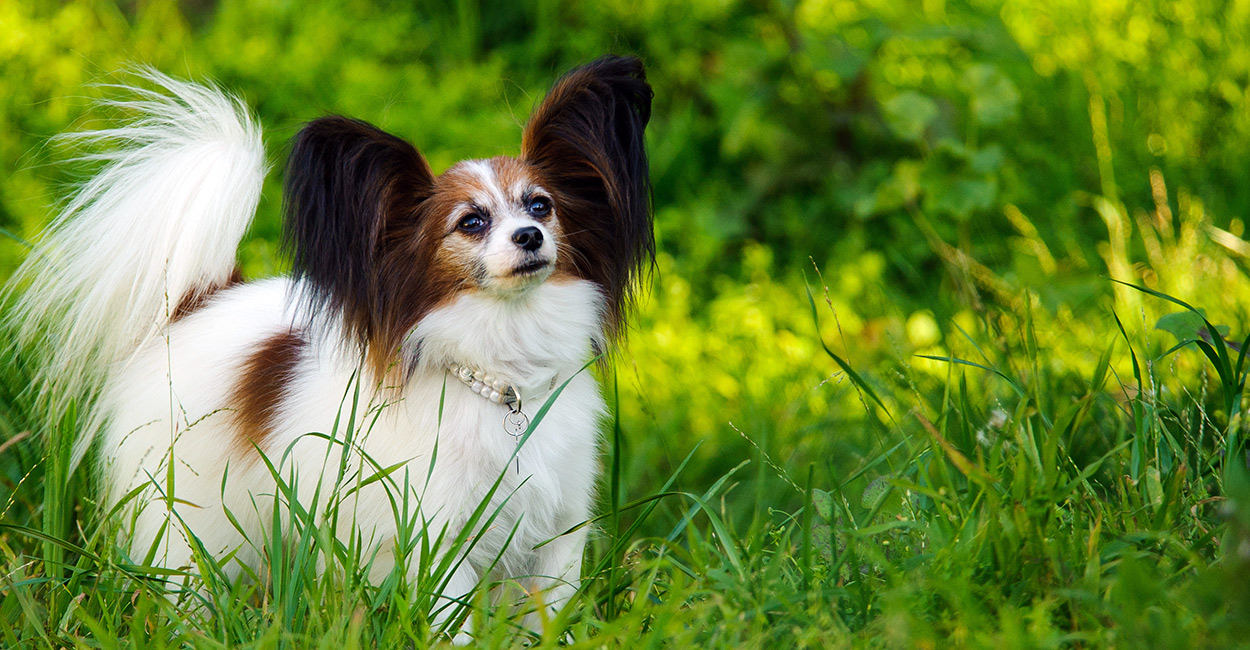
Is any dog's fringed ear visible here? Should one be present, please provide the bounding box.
[282,116,434,359]
[521,55,655,340]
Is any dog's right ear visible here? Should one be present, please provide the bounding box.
[282,116,435,355]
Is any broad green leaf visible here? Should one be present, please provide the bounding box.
[884,91,938,142]
[861,476,890,510]
[929,178,997,220]
[964,64,1020,126]
[812,488,834,522]
[1156,310,1230,344]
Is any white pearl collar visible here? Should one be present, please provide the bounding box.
[445,361,521,409]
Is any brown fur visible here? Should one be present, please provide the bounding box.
[229,330,305,456]
[369,157,566,376]
[169,268,244,324]
[282,117,439,381]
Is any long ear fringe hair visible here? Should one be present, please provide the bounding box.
[281,115,436,374]
[522,55,655,342]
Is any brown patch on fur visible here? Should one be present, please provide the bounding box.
[421,158,570,292]
[229,330,304,456]
[434,158,538,218]
[169,268,244,324]
[488,156,536,197]
[484,157,579,276]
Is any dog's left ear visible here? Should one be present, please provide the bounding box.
[522,55,654,339]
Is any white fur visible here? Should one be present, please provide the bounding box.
[12,74,607,640]
[6,68,265,469]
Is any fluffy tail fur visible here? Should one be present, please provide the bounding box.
[6,69,266,468]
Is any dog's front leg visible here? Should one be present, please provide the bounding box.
[525,525,588,633]
[429,559,479,645]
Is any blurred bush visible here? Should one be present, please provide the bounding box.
[4,0,1250,299]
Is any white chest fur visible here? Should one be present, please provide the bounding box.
[367,280,608,574]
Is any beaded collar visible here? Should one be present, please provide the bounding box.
[446,362,559,473]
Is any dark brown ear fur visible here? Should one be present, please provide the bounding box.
[522,56,655,340]
[282,116,439,374]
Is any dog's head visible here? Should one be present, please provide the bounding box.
[281,56,653,374]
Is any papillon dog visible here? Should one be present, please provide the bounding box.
[9,56,652,638]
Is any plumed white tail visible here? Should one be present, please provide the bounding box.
[6,68,266,468]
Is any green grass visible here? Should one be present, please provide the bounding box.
[3,261,1250,647]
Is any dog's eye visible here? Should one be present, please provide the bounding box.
[526,196,552,218]
[457,213,488,233]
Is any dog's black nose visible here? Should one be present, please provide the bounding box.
[512,226,543,252]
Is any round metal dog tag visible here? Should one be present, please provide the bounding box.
[503,410,529,438]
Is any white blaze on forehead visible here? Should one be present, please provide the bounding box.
[456,158,546,213]
[460,159,511,211]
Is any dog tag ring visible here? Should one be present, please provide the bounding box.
[503,409,529,473]
[503,409,529,439]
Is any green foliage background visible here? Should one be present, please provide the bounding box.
[3,0,1250,647]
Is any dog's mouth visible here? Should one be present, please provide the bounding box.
[511,258,551,277]
[487,256,555,293]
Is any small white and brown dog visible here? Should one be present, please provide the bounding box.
[9,56,653,637]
